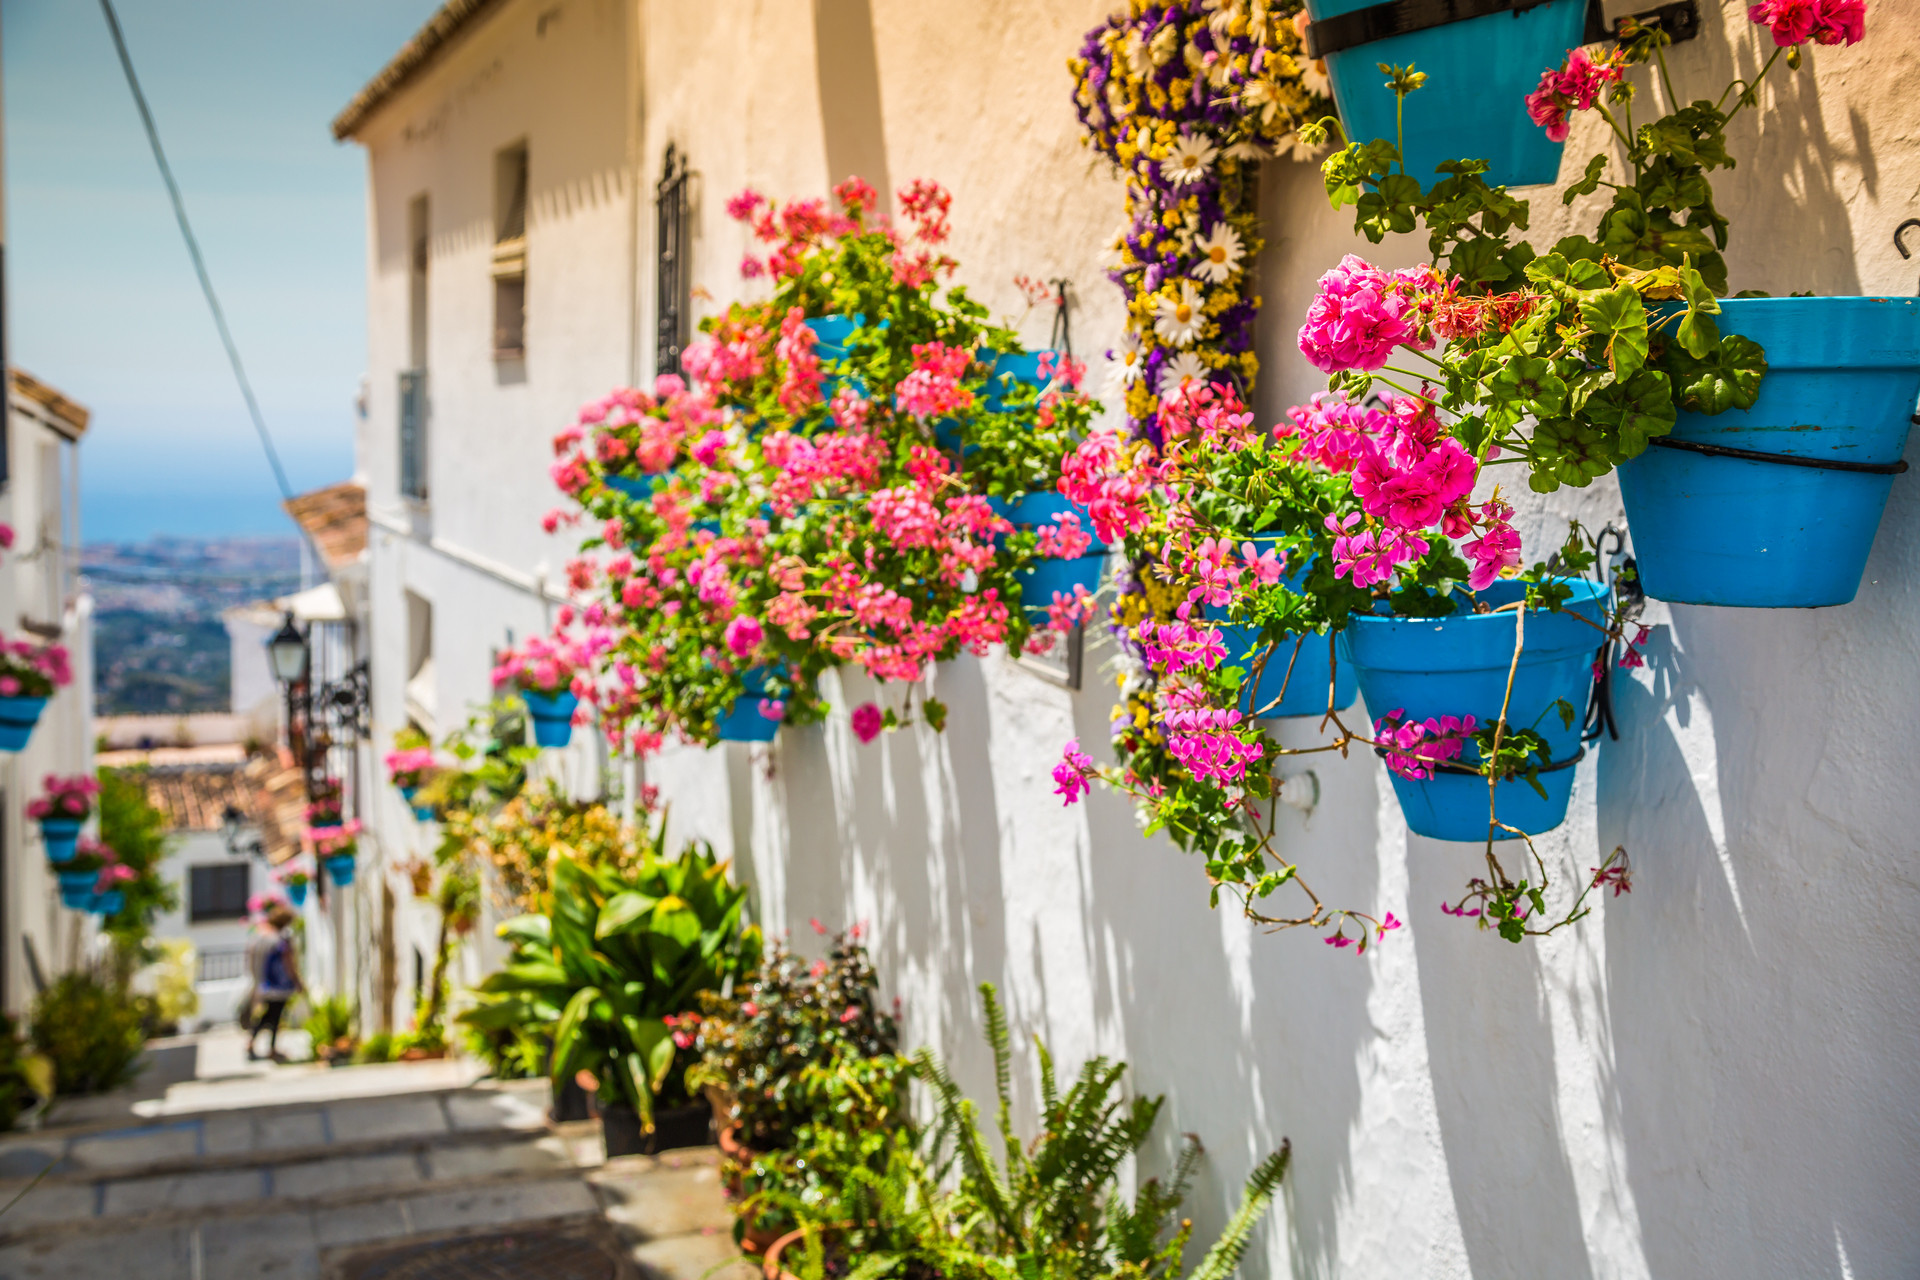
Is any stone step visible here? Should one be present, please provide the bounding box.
[0,1150,745,1280]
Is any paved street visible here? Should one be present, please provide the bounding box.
[0,1034,752,1279]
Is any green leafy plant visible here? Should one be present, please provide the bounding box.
[0,1016,54,1132]
[95,768,179,973]
[30,972,147,1096]
[690,928,910,1246]
[460,841,760,1129]
[301,992,357,1062]
[901,983,1289,1280]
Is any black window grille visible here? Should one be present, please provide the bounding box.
[190,864,251,922]
[399,369,427,500]
[655,145,691,378]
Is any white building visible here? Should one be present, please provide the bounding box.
[2,370,97,1016]
[334,3,1920,1277]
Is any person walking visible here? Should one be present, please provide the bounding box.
[246,902,305,1062]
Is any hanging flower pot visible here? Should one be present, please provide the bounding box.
[522,689,580,749]
[604,471,663,502]
[38,817,83,865]
[715,667,783,743]
[323,853,357,888]
[90,889,125,917]
[1016,553,1107,623]
[1203,556,1357,719]
[806,314,872,402]
[988,492,1107,549]
[1617,296,1920,608]
[286,880,309,908]
[0,696,48,753]
[1302,0,1588,188]
[56,870,95,911]
[1337,579,1606,841]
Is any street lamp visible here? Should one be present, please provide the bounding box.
[266,613,310,685]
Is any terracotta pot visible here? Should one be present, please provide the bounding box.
[760,1228,810,1280]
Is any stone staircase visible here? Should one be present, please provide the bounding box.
[0,1067,754,1279]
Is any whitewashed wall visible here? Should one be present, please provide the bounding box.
[351,0,1920,1274]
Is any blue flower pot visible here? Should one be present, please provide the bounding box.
[39,816,83,865]
[91,890,125,917]
[605,472,662,502]
[1016,554,1107,622]
[0,696,48,753]
[987,493,1107,552]
[398,784,418,803]
[413,805,437,822]
[983,350,1057,411]
[1338,579,1606,842]
[1203,559,1356,719]
[523,689,580,749]
[1305,0,1584,188]
[287,881,309,908]
[57,870,96,910]
[323,854,357,888]
[715,667,782,743]
[806,314,875,403]
[1617,297,1920,608]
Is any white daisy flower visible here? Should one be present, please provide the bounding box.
[1152,280,1206,347]
[1223,139,1269,162]
[1156,351,1210,400]
[1159,133,1219,187]
[1121,29,1151,77]
[1098,223,1131,271]
[1193,223,1246,284]
[1106,333,1144,396]
[1301,57,1332,101]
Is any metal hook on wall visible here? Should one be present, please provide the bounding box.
[1895,218,1920,294]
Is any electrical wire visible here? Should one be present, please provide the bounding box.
[95,0,297,504]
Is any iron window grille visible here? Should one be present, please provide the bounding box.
[655,145,691,378]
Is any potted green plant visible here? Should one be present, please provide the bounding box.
[464,840,760,1157]
[689,926,909,1251]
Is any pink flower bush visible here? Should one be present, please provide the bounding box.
[384,747,436,787]
[0,638,74,699]
[27,774,98,822]
[1296,256,1432,374]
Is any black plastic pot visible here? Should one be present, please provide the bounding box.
[551,1077,593,1123]
[600,1101,713,1158]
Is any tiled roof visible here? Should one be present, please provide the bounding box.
[283,481,368,571]
[331,0,509,140]
[128,754,309,866]
[243,752,311,866]
[139,762,252,833]
[9,370,89,438]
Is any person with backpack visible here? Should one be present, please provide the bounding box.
[246,902,305,1062]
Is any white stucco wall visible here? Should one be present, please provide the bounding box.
[347,0,1920,1275]
[2,388,97,1014]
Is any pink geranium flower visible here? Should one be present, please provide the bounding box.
[851,702,884,743]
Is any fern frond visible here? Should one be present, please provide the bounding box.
[913,1044,1023,1249]
[1187,1141,1291,1280]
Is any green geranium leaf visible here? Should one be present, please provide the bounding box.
[1578,282,1651,378]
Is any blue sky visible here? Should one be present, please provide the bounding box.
[4,0,440,542]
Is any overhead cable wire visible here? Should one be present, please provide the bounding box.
[96,0,297,504]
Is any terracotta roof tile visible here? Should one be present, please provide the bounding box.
[331,0,509,140]
[283,481,367,570]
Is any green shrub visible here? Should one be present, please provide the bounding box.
[352,1032,395,1065]
[460,841,759,1127]
[0,1016,54,1131]
[30,973,147,1096]
[301,993,357,1060]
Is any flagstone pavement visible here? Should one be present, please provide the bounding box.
[0,1030,758,1279]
